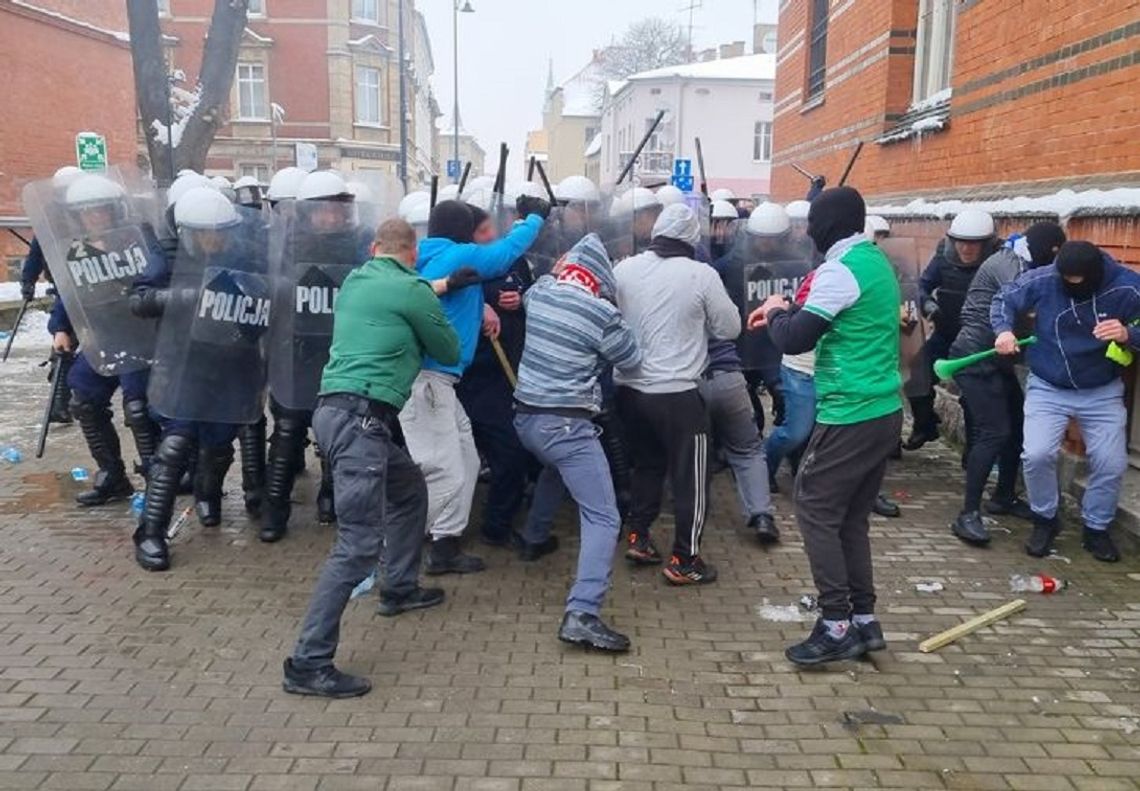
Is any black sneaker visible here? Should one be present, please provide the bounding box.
[902,427,939,452]
[662,555,718,585]
[519,535,559,562]
[282,658,371,698]
[558,611,630,652]
[985,496,1034,521]
[625,532,663,565]
[480,529,523,549]
[1081,528,1120,563]
[785,619,866,666]
[872,494,901,518]
[425,536,486,575]
[1025,515,1060,558]
[855,620,886,652]
[749,513,780,545]
[952,510,991,546]
[377,586,445,617]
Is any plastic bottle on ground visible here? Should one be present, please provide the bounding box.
[2,447,22,464]
[70,467,89,482]
[1009,573,1067,594]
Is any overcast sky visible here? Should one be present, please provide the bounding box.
[419,0,779,176]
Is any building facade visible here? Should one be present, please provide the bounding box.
[157,0,439,188]
[436,112,485,181]
[595,54,776,199]
[529,56,604,184]
[0,0,136,277]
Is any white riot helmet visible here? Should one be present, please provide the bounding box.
[177,168,199,178]
[865,215,891,236]
[711,200,737,220]
[947,208,995,241]
[398,191,430,220]
[174,186,241,230]
[555,175,601,205]
[464,175,495,195]
[612,187,660,218]
[746,201,791,237]
[166,172,212,209]
[66,173,127,211]
[655,185,686,207]
[266,166,307,203]
[210,176,236,202]
[711,188,736,203]
[464,188,494,212]
[233,175,263,206]
[516,181,544,199]
[438,184,461,202]
[52,166,84,192]
[345,180,374,204]
[785,200,811,221]
[297,170,353,202]
[406,199,430,228]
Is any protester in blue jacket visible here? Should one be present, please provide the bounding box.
[992,240,1140,562]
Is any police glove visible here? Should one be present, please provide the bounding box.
[446,267,482,292]
[20,281,35,302]
[516,195,552,221]
[920,297,940,321]
[129,287,171,319]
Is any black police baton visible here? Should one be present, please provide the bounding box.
[36,349,71,458]
[2,298,31,363]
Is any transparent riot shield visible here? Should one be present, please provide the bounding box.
[267,198,367,411]
[147,207,273,424]
[347,170,403,234]
[879,236,931,396]
[22,167,162,375]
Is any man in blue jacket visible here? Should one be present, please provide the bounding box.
[401,197,548,575]
[992,241,1140,562]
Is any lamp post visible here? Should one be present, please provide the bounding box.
[453,0,474,183]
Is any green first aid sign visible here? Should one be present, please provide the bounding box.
[75,132,108,171]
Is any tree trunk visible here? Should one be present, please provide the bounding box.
[126,0,173,185]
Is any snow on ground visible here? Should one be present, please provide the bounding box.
[0,282,50,302]
[0,308,51,352]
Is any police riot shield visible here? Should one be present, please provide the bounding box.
[147,207,273,424]
[720,228,813,372]
[878,235,931,396]
[346,170,403,234]
[22,167,162,375]
[267,198,367,411]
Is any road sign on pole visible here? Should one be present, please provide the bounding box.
[671,174,694,193]
[672,158,693,179]
[447,160,461,179]
[75,132,107,171]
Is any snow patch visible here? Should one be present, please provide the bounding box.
[149,83,202,150]
[0,282,50,302]
[629,53,776,83]
[0,309,52,352]
[754,598,812,623]
[869,188,1140,220]
[583,133,602,158]
[908,88,952,114]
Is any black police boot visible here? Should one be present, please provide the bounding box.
[134,434,193,572]
[193,444,234,527]
[316,453,336,524]
[237,417,267,517]
[260,414,305,543]
[123,397,160,478]
[558,611,630,652]
[425,536,486,575]
[952,510,991,546]
[72,398,133,507]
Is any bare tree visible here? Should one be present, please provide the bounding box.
[600,18,688,82]
[127,0,249,185]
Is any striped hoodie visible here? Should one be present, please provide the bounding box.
[515,234,641,413]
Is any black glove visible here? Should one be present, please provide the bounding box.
[516,195,552,221]
[920,297,940,321]
[446,267,482,292]
[19,281,35,302]
[810,175,827,191]
[129,287,171,319]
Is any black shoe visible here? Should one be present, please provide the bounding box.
[625,532,663,565]
[243,490,263,518]
[888,440,903,461]
[49,406,73,425]
[480,529,523,549]
[377,586,445,617]
[195,499,221,527]
[768,471,780,494]
[1025,515,1060,558]
[1082,528,1120,563]
[872,494,901,518]
[425,536,486,575]
[558,611,630,652]
[952,510,991,546]
[133,525,170,572]
[258,517,287,544]
[519,535,560,562]
[985,496,1034,521]
[662,554,718,585]
[855,620,886,652]
[785,619,866,666]
[902,427,939,452]
[749,513,780,545]
[75,470,134,508]
[282,658,371,699]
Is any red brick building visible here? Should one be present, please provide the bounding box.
[0,0,136,278]
[771,0,1140,262]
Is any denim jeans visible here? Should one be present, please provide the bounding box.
[514,412,619,615]
[698,370,772,519]
[764,366,816,476]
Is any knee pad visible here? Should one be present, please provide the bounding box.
[70,397,110,425]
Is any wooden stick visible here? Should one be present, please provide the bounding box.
[490,337,517,388]
[918,599,1027,653]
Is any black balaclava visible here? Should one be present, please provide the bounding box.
[428,200,474,243]
[1055,240,1104,301]
[1024,221,1067,268]
[807,187,866,255]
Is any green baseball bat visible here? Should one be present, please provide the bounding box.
[933,336,1037,381]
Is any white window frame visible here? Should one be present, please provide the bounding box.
[157,0,170,17]
[351,0,384,25]
[913,0,958,104]
[354,65,384,126]
[753,121,773,163]
[246,0,265,17]
[238,163,270,183]
[236,62,269,121]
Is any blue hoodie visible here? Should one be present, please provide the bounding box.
[991,252,1140,390]
[417,214,543,376]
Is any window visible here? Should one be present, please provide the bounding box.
[351,0,383,24]
[236,63,268,119]
[913,0,958,103]
[753,121,772,163]
[247,0,265,16]
[157,0,170,16]
[806,0,829,99]
[584,125,598,147]
[238,164,270,182]
[355,65,384,125]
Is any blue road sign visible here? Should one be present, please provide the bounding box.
[671,174,694,192]
[672,158,692,178]
[447,160,461,179]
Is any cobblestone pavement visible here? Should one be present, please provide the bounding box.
[1,332,1139,791]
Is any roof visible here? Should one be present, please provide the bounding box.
[626,53,776,84]
[552,59,604,118]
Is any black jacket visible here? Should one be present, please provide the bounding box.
[919,237,1000,340]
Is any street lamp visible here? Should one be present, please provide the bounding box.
[453,0,474,183]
